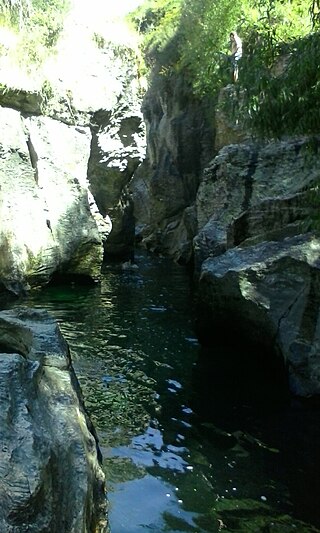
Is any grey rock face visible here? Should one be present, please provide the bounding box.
[131,75,215,262]
[88,102,145,259]
[0,107,104,294]
[193,136,320,397]
[195,137,319,271]
[0,308,108,533]
[198,234,320,397]
[75,42,146,260]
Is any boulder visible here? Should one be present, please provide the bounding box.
[0,107,104,294]
[197,233,320,397]
[0,307,108,533]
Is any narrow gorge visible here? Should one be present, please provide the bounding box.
[0,0,319,531]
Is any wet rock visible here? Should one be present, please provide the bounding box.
[0,307,108,533]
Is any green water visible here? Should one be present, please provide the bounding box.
[4,251,320,532]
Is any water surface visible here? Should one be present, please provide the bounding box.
[5,251,320,532]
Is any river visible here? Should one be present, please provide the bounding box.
[4,250,320,532]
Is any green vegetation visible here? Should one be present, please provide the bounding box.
[130,0,320,137]
[0,0,70,70]
[129,0,182,61]
[0,0,318,138]
[244,32,320,137]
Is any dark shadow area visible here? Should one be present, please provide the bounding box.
[48,272,97,287]
[191,339,320,528]
[0,289,19,307]
[192,340,290,423]
[0,343,17,354]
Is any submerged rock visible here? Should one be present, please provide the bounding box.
[0,308,108,533]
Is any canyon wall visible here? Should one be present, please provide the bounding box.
[131,73,320,397]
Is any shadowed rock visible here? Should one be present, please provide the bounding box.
[197,233,320,397]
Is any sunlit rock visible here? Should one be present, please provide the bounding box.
[0,107,104,294]
[88,98,146,259]
[45,32,147,260]
[0,12,146,266]
[0,307,108,533]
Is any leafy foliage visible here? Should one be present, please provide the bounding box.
[177,0,243,96]
[28,0,70,48]
[243,32,320,137]
[177,0,313,98]
[129,0,183,82]
[0,0,31,27]
[132,0,318,136]
[130,0,182,58]
[0,0,70,69]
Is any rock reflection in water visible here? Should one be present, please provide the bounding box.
[6,251,320,533]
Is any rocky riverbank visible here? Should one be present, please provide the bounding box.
[0,307,108,532]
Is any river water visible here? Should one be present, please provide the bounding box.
[4,251,320,532]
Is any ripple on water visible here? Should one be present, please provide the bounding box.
[5,251,320,533]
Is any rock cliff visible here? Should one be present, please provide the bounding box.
[0,106,104,294]
[0,308,108,533]
[131,74,216,263]
[0,20,145,294]
[194,136,320,397]
[131,70,320,397]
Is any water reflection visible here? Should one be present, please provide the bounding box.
[2,251,320,532]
